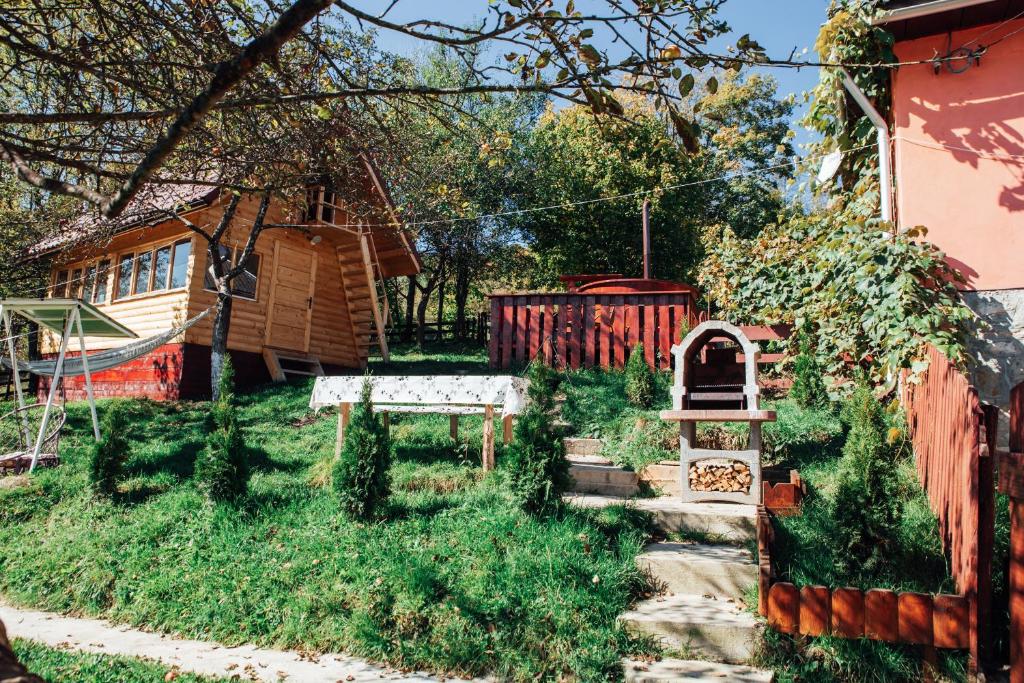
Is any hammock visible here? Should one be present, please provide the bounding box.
[1,307,213,377]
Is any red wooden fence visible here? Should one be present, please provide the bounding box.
[902,344,996,670]
[487,292,700,370]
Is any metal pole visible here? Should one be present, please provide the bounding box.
[30,312,73,472]
[641,199,653,279]
[74,306,100,441]
[840,68,894,226]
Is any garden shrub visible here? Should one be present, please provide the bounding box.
[624,343,655,408]
[87,401,131,497]
[830,381,904,579]
[506,360,571,514]
[790,325,829,410]
[195,356,248,502]
[333,376,391,520]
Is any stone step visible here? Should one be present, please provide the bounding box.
[569,464,640,497]
[568,453,614,466]
[619,594,760,664]
[564,494,757,543]
[639,462,681,496]
[623,658,773,682]
[563,437,604,456]
[637,542,757,601]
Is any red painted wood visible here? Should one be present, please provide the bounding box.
[767,583,799,634]
[543,301,555,365]
[831,588,865,638]
[488,296,501,368]
[1012,497,1024,683]
[864,589,899,642]
[583,299,596,368]
[595,298,608,369]
[500,298,514,369]
[898,592,934,645]
[933,595,970,649]
[799,586,831,637]
[568,299,582,370]
[555,297,568,369]
[528,298,542,362]
[514,298,528,365]
[612,297,625,368]
[657,301,672,370]
[625,302,639,354]
[643,304,656,367]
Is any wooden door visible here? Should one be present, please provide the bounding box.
[264,241,317,352]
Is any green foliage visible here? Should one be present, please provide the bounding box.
[333,376,391,520]
[87,402,131,497]
[195,357,248,502]
[700,213,973,386]
[505,360,571,514]
[790,327,830,410]
[624,344,655,408]
[830,383,905,579]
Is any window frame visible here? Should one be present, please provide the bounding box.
[203,245,261,302]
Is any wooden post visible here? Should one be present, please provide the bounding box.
[334,402,351,459]
[482,404,495,471]
[1006,382,1024,683]
[450,414,459,440]
[502,415,513,444]
[381,411,390,431]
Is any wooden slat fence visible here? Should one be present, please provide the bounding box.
[488,292,699,370]
[902,344,994,668]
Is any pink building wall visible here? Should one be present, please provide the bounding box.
[892,18,1024,291]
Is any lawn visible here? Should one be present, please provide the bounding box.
[0,343,655,682]
[12,639,227,683]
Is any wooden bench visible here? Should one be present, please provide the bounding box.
[310,375,528,470]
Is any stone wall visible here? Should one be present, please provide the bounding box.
[963,289,1024,448]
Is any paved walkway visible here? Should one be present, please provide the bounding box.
[1,603,475,682]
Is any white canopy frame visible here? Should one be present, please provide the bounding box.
[0,298,136,472]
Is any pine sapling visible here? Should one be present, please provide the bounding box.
[790,325,829,409]
[333,375,391,520]
[88,401,131,497]
[196,356,248,502]
[625,343,655,408]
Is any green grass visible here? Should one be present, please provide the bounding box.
[0,345,656,682]
[12,639,227,683]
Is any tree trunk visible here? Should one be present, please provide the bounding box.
[454,260,470,341]
[416,284,432,349]
[402,276,416,343]
[436,272,447,342]
[210,282,233,399]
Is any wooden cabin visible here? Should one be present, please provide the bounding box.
[33,164,419,400]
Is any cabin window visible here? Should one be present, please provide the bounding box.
[204,246,260,301]
[69,268,83,299]
[203,244,232,291]
[94,260,111,304]
[170,239,192,289]
[116,254,134,299]
[153,245,171,292]
[82,264,97,302]
[52,270,69,298]
[133,251,153,295]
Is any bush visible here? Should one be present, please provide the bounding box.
[790,326,829,410]
[195,357,248,502]
[88,401,131,497]
[830,381,904,579]
[506,360,571,514]
[624,343,655,408]
[333,376,391,520]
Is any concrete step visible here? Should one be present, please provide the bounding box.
[639,462,681,496]
[564,494,758,543]
[623,658,773,682]
[563,437,604,456]
[568,453,614,466]
[637,542,756,601]
[619,594,759,664]
[570,464,640,497]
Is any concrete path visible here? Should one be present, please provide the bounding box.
[1,604,476,682]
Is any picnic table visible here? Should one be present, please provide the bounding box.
[310,375,529,470]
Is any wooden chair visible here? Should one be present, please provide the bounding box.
[0,403,66,475]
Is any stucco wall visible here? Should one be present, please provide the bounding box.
[892,18,1024,291]
[962,288,1024,447]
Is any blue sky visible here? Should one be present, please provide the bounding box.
[353,1,831,148]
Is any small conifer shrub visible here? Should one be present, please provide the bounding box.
[831,381,904,578]
[506,360,571,514]
[88,401,131,497]
[196,356,248,502]
[624,343,655,408]
[333,376,391,520]
[790,325,829,409]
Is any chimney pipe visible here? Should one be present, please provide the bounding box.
[642,199,653,279]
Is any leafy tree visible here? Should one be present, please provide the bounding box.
[516,73,794,285]
[831,382,904,579]
[88,402,131,497]
[790,326,830,409]
[506,360,570,514]
[196,356,248,502]
[699,213,972,386]
[333,376,391,520]
[625,344,656,408]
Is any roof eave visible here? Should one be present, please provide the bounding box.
[873,0,999,24]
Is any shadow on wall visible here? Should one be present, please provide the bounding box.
[963,290,1024,447]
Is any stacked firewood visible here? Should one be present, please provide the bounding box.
[688,460,752,493]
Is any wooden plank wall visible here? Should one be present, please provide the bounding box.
[488,293,698,370]
[901,344,994,667]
